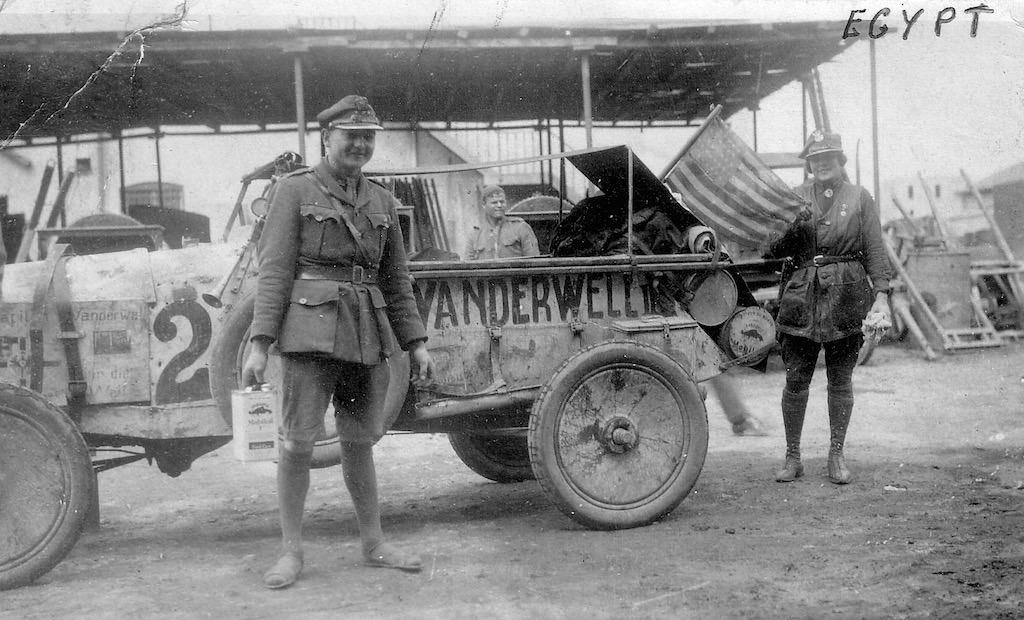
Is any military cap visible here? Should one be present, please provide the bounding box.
[799,130,844,159]
[480,185,506,201]
[316,95,383,130]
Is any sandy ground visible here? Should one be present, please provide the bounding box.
[3,341,1023,619]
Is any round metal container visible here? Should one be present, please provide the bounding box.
[685,270,738,326]
[716,305,776,364]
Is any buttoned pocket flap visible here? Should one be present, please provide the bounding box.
[278,280,339,356]
[299,203,341,223]
[366,212,390,230]
[290,279,339,306]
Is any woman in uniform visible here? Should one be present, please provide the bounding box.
[765,130,892,485]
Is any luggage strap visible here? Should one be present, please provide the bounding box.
[30,244,87,415]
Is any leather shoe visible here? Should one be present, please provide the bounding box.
[774,456,804,482]
[828,451,852,484]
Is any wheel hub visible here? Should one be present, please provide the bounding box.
[600,416,639,453]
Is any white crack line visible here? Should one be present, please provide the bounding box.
[1,1,191,150]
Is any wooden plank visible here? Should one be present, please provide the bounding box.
[917,171,950,245]
[14,162,54,263]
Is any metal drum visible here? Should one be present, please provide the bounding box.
[716,305,776,364]
[685,270,738,326]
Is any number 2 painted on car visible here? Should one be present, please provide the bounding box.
[153,298,212,404]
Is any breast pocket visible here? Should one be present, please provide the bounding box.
[501,238,521,255]
[298,203,341,260]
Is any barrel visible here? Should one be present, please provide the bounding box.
[685,270,738,327]
[716,305,776,364]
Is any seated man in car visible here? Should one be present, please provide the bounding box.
[466,185,540,260]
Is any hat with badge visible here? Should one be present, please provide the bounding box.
[316,95,383,130]
[799,130,844,159]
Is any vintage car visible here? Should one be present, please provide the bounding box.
[0,145,776,590]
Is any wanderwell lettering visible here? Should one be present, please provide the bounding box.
[414,274,654,329]
[77,309,141,322]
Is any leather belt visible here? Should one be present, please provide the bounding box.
[800,254,862,268]
[296,264,378,284]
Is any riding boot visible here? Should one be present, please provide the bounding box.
[774,388,808,482]
[827,394,853,484]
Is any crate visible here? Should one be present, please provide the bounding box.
[904,249,974,329]
[231,385,280,462]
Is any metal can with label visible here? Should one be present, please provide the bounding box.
[230,383,280,462]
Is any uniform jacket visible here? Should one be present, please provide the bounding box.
[767,179,892,342]
[467,216,540,260]
[250,161,426,364]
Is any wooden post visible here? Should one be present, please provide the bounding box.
[891,194,924,238]
[154,128,164,210]
[580,51,593,149]
[293,54,307,163]
[14,161,54,263]
[961,169,1024,307]
[117,130,126,214]
[45,171,77,229]
[627,146,634,257]
[917,171,949,244]
[813,67,831,133]
[961,168,1016,262]
[658,105,723,181]
[558,118,566,221]
[803,74,823,131]
[752,107,758,152]
[869,38,880,211]
[892,293,939,361]
[546,119,554,191]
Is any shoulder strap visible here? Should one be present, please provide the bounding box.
[308,174,374,265]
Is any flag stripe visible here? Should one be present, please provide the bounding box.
[730,170,803,222]
[669,165,767,240]
[674,160,784,235]
[663,116,805,247]
[735,149,805,208]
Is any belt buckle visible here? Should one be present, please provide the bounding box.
[352,265,364,284]
[812,254,825,267]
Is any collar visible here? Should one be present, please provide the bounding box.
[814,178,843,194]
[313,160,371,208]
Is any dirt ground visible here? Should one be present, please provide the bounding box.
[4,341,1024,619]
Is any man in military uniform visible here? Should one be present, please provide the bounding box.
[466,185,540,259]
[243,95,435,589]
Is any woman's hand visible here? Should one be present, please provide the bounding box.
[869,292,892,323]
[409,341,436,385]
[862,292,893,342]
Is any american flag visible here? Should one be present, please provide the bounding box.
[663,114,805,250]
